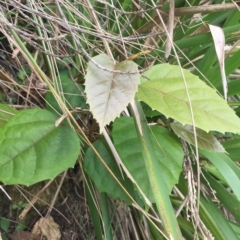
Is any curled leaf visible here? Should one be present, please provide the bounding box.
[170,121,225,152]
[209,24,227,100]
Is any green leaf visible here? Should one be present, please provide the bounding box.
[85,54,140,133]
[202,170,240,223]
[170,122,225,152]
[15,223,26,231]
[228,221,240,238]
[200,150,240,201]
[200,196,239,240]
[46,69,87,113]
[112,117,183,202]
[177,216,202,240]
[83,140,133,204]
[0,218,9,232]
[217,79,240,97]
[0,104,18,128]
[222,138,240,161]
[201,161,227,185]
[0,109,80,185]
[136,64,240,134]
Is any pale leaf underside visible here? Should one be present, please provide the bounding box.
[85,54,140,132]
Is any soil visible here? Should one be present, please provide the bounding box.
[0,167,95,240]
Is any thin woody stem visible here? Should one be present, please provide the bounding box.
[137,2,240,34]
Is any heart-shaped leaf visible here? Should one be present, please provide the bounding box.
[136,64,240,134]
[112,117,183,202]
[0,109,80,185]
[171,121,225,152]
[85,54,140,132]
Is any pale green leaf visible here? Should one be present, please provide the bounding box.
[85,54,140,133]
[171,121,225,152]
[0,109,80,185]
[136,64,240,134]
[84,141,133,204]
[112,117,183,202]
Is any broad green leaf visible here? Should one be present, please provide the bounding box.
[0,109,80,185]
[83,141,133,204]
[170,121,225,152]
[200,150,240,201]
[112,117,183,202]
[46,69,87,113]
[136,64,240,134]
[0,104,18,128]
[85,54,140,133]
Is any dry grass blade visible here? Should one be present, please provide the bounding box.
[209,25,227,100]
[165,0,174,58]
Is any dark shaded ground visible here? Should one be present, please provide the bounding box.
[0,168,95,240]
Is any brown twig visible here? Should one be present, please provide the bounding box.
[137,2,240,34]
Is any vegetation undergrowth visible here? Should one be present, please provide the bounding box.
[0,0,240,239]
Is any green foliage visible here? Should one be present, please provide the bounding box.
[202,170,240,223]
[46,69,87,114]
[11,201,28,211]
[171,121,225,152]
[0,104,18,128]
[200,150,240,201]
[84,140,133,204]
[0,217,26,240]
[200,196,239,240]
[0,108,80,185]
[0,218,10,232]
[112,117,184,202]
[1,0,240,239]
[136,64,240,134]
[221,138,240,161]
